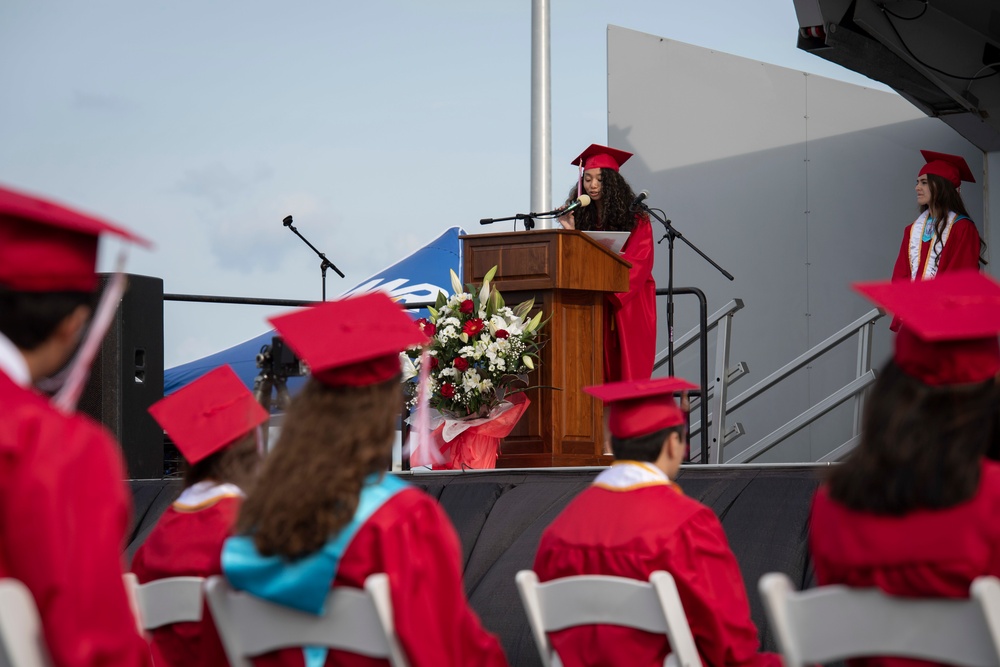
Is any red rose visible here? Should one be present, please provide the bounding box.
[416,318,436,337]
[429,356,439,369]
[453,357,469,371]
[440,383,455,398]
[459,299,475,314]
[495,329,509,339]
[463,318,485,336]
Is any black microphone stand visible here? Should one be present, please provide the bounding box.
[479,213,536,231]
[282,215,345,301]
[635,203,734,375]
[480,203,581,231]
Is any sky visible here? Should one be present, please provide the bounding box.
[0,1,890,368]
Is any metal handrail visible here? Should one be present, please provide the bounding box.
[721,308,884,463]
[652,287,710,461]
[727,371,877,463]
[726,308,883,413]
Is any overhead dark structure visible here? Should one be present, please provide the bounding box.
[793,0,1000,151]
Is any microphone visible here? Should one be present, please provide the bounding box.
[630,190,649,211]
[282,215,293,227]
[561,194,591,215]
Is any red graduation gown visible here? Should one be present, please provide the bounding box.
[0,371,151,667]
[132,493,242,667]
[252,487,508,667]
[605,217,657,382]
[809,460,1000,667]
[891,217,981,282]
[533,483,779,667]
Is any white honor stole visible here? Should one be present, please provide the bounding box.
[908,211,958,280]
[593,461,671,491]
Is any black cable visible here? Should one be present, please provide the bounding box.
[877,2,999,82]
[879,0,927,21]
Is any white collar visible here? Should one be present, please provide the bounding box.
[173,481,244,511]
[593,460,672,491]
[0,332,30,388]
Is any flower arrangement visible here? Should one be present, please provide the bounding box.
[403,266,544,421]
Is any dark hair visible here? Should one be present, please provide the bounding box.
[182,432,260,492]
[827,360,999,515]
[612,425,685,462]
[566,168,647,232]
[0,287,95,350]
[921,173,987,267]
[236,375,399,559]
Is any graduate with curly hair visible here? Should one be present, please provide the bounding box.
[222,292,509,667]
[558,144,656,385]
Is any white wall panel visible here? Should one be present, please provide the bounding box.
[606,26,985,461]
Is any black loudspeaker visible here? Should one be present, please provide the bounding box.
[78,274,164,479]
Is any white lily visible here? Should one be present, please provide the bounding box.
[450,269,464,295]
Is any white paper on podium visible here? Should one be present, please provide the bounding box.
[581,231,629,254]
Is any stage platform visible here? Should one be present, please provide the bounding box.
[128,464,827,665]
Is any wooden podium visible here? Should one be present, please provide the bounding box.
[462,230,630,467]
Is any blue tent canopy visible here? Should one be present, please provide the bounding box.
[164,226,464,396]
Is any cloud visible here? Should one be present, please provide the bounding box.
[174,163,273,209]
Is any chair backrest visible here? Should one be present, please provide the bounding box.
[0,579,53,667]
[124,574,205,631]
[204,574,409,667]
[515,569,702,667]
[759,572,1000,667]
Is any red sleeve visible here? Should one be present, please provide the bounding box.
[938,218,981,272]
[608,217,654,310]
[381,496,508,667]
[669,508,781,667]
[0,416,151,667]
[891,225,912,282]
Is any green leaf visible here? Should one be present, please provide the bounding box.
[525,310,544,333]
[483,265,498,284]
[514,297,534,319]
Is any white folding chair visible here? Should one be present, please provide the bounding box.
[123,573,205,631]
[0,579,53,667]
[204,573,409,667]
[759,572,1000,667]
[515,569,702,667]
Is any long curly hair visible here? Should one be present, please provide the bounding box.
[235,375,400,559]
[921,173,987,266]
[827,360,999,515]
[566,168,644,232]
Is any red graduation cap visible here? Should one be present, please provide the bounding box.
[571,144,634,172]
[584,377,698,439]
[0,184,150,292]
[853,270,1000,386]
[268,291,429,388]
[918,150,975,189]
[148,365,268,465]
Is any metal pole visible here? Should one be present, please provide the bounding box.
[530,0,552,229]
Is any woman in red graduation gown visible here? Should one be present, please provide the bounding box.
[222,292,508,667]
[559,144,656,384]
[811,272,1000,667]
[132,365,267,667]
[889,151,986,328]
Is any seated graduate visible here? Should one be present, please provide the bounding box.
[131,364,268,667]
[533,378,781,667]
[221,292,509,667]
[0,185,152,667]
[811,271,1000,666]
